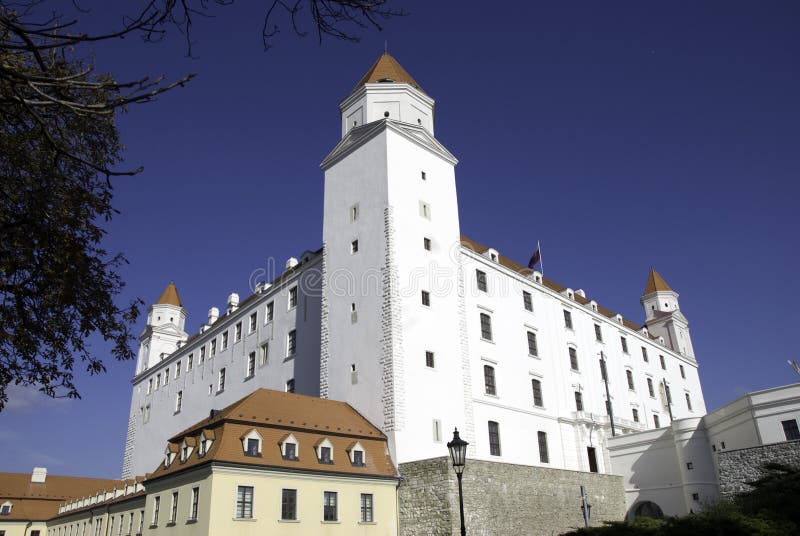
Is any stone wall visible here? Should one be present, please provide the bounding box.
[717,440,800,497]
[399,457,625,536]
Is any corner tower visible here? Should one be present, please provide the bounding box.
[320,53,471,463]
[640,269,695,359]
[136,282,188,375]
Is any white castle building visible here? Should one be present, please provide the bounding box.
[122,53,706,481]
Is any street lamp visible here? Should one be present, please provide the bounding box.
[447,428,468,536]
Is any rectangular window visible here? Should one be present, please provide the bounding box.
[476,270,487,292]
[323,491,338,522]
[175,391,183,413]
[221,331,229,350]
[246,352,256,378]
[147,378,153,394]
[660,355,666,370]
[632,408,639,422]
[360,493,374,523]
[152,496,160,526]
[480,312,493,341]
[210,339,216,357]
[259,342,269,366]
[288,287,298,309]
[626,370,635,390]
[432,419,442,442]
[353,449,364,466]
[523,291,533,312]
[138,510,144,534]
[594,324,603,342]
[155,374,160,390]
[425,351,435,368]
[421,290,430,306]
[654,414,661,428]
[563,310,573,329]
[419,201,431,219]
[423,237,431,251]
[647,378,655,397]
[350,203,359,222]
[531,379,543,407]
[319,446,332,464]
[175,361,181,378]
[234,322,242,342]
[527,331,538,356]
[287,330,297,357]
[187,354,193,371]
[574,391,584,411]
[620,337,628,354]
[538,431,549,463]
[685,392,693,411]
[680,364,686,379]
[189,487,199,520]
[483,365,496,395]
[217,368,226,392]
[245,438,259,456]
[641,346,648,362]
[351,239,359,254]
[248,312,257,333]
[421,170,426,180]
[488,421,501,456]
[782,419,800,441]
[169,492,178,523]
[599,358,608,381]
[569,347,579,371]
[266,302,274,322]
[236,486,253,519]
[200,346,206,363]
[284,442,297,460]
[285,378,295,393]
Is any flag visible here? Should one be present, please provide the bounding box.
[528,247,541,270]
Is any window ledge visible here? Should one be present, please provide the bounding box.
[321,520,340,524]
[528,354,540,359]
[185,519,197,525]
[484,393,499,398]
[278,519,300,523]
[480,338,495,344]
[166,522,176,527]
[149,524,158,529]
[215,389,224,395]
[359,521,377,525]
[570,369,581,374]
[244,375,254,382]
[233,518,257,522]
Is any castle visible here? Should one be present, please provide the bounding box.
[122,53,705,484]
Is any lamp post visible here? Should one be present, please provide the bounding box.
[580,485,592,528]
[447,428,468,536]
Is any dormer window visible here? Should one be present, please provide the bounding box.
[346,442,366,467]
[198,431,214,457]
[164,445,178,467]
[280,433,299,461]
[1,501,12,515]
[241,429,263,457]
[315,438,334,464]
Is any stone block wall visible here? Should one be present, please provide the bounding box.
[399,457,625,536]
[717,440,800,497]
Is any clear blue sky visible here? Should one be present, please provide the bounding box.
[2,1,798,478]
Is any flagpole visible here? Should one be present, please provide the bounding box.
[538,240,543,277]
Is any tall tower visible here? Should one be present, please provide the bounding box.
[136,282,188,375]
[640,268,695,359]
[320,53,471,463]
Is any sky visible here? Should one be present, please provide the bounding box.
[2,1,799,479]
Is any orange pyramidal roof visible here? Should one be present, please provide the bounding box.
[353,52,424,94]
[156,281,182,307]
[643,268,673,295]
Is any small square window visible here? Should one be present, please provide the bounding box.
[221,331,229,350]
[563,310,573,329]
[641,347,648,362]
[245,438,259,457]
[235,322,243,341]
[620,337,628,354]
[419,201,431,219]
[632,408,639,422]
[574,391,583,411]
[319,446,332,464]
[523,291,533,312]
[287,329,297,357]
[686,462,694,470]
[288,287,298,309]
[421,171,427,180]
[423,237,431,251]
[350,204,359,222]
[286,378,295,393]
[421,290,431,307]
[266,302,274,323]
[679,364,686,379]
[476,270,487,292]
[351,239,359,254]
[249,313,257,333]
[692,493,700,501]
[594,324,603,342]
[425,351,435,368]
[660,355,666,370]
[782,419,800,441]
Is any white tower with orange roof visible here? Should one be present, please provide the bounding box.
[136,282,189,375]
[641,269,695,359]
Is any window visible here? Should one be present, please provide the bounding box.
[319,446,332,464]
[476,270,487,292]
[246,438,259,457]
[620,337,628,354]
[685,393,693,411]
[189,487,199,520]
[599,358,607,381]
[155,374,160,390]
[352,449,365,466]
[687,462,694,470]
[632,408,639,422]
[641,347,648,362]
[647,378,655,397]
[479,312,493,341]
[692,493,700,501]
[152,496,160,526]
[419,201,431,219]
[665,384,672,405]
[488,421,501,456]
[680,364,686,379]
[0,502,11,515]
[523,291,533,312]
[421,290,430,306]
[217,368,226,392]
[538,431,549,463]
[360,493,374,523]
[483,365,496,395]
[527,331,538,356]
[175,361,181,378]
[626,370,635,390]
[169,492,178,523]
[283,440,297,460]
[574,391,584,411]
[288,287,298,309]
[569,347,579,371]
[531,379,543,407]
[175,391,183,413]
[782,419,800,441]
[421,170,426,180]
[200,346,206,363]
[259,342,269,366]
[594,324,603,342]
[433,419,442,442]
[660,355,666,370]
[423,237,431,251]
[287,330,297,357]
[653,414,661,428]
[187,354,193,371]
[236,486,253,519]
[323,491,338,522]
[350,204,359,222]
[563,310,573,329]
[351,239,359,254]
[425,351,435,368]
[221,331,228,350]
[266,301,274,322]
[285,378,295,393]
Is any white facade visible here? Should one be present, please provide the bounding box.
[124,53,709,481]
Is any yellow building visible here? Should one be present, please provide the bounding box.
[45,389,400,536]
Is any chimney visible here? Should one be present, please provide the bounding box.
[226,293,239,314]
[31,467,47,483]
[208,307,219,325]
